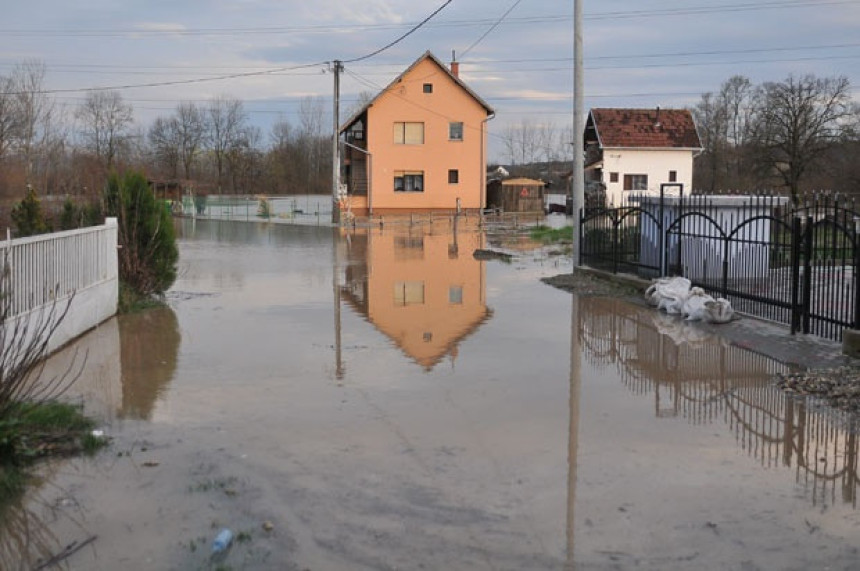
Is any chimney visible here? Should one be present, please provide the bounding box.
[450,50,459,78]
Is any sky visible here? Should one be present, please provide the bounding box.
[2,0,859,161]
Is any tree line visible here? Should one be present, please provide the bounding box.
[1,59,858,209]
[692,74,858,202]
[0,59,334,207]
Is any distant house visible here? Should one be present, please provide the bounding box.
[486,177,546,213]
[340,51,495,216]
[584,108,702,206]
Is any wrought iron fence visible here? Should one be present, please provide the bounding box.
[580,187,860,341]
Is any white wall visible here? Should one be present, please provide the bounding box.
[600,148,695,206]
[2,219,119,358]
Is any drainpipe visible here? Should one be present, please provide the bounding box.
[481,112,496,211]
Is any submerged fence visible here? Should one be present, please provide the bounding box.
[580,188,860,341]
[1,219,118,351]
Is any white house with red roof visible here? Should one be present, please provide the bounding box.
[584,108,702,206]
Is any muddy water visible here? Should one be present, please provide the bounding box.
[4,218,859,570]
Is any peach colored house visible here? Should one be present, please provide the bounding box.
[340,51,494,216]
[339,222,491,370]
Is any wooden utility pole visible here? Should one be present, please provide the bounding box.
[572,1,584,266]
[331,60,343,224]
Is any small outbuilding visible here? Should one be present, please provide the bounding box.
[486,177,546,213]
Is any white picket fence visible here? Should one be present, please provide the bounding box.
[1,219,119,353]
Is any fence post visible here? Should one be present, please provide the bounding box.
[802,215,814,334]
[790,216,803,334]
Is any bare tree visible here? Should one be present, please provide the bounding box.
[11,60,53,182]
[693,91,729,192]
[226,125,262,192]
[206,95,247,193]
[174,102,205,180]
[76,90,134,169]
[148,117,181,179]
[750,74,853,202]
[0,74,19,163]
[501,119,541,166]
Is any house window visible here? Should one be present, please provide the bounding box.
[669,170,677,182]
[423,83,433,94]
[448,169,459,184]
[394,281,425,306]
[623,174,648,191]
[449,122,464,141]
[394,171,424,192]
[393,122,424,145]
[609,172,619,183]
[449,285,463,304]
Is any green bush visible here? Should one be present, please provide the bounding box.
[104,171,178,300]
[11,187,50,237]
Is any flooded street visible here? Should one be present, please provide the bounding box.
[5,217,860,570]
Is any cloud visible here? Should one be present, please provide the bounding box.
[303,0,404,25]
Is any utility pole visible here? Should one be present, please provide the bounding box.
[331,60,343,225]
[571,0,584,266]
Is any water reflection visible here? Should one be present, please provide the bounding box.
[577,296,859,508]
[118,306,180,420]
[338,220,492,371]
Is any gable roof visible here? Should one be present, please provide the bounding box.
[340,51,494,133]
[587,108,702,150]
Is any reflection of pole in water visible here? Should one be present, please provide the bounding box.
[449,213,459,258]
[566,294,582,569]
[333,230,345,380]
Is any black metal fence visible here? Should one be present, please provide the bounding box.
[580,187,860,341]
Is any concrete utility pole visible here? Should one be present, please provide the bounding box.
[331,60,343,225]
[571,0,584,266]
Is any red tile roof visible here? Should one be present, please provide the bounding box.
[588,108,701,149]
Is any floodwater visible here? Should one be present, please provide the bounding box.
[3,217,860,570]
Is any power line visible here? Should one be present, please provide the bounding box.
[1,62,329,96]
[342,0,452,64]
[3,1,856,38]
[4,41,858,74]
[459,0,524,59]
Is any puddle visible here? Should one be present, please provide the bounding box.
[3,217,858,570]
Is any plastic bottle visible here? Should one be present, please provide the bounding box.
[211,528,233,554]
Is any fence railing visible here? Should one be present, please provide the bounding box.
[580,189,860,341]
[1,219,118,322]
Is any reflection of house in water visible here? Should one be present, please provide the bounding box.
[340,221,491,370]
[579,297,859,509]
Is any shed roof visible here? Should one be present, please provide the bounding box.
[501,177,546,187]
[587,108,702,149]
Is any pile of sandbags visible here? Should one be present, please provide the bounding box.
[645,276,735,324]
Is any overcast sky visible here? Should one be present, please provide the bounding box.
[3,0,859,161]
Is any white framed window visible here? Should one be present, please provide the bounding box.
[623,174,648,191]
[393,122,424,144]
[449,122,464,141]
[394,171,424,192]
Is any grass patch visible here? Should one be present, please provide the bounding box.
[530,225,574,244]
[118,281,166,314]
[0,401,108,503]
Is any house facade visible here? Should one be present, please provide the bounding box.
[340,51,494,216]
[584,108,702,206]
